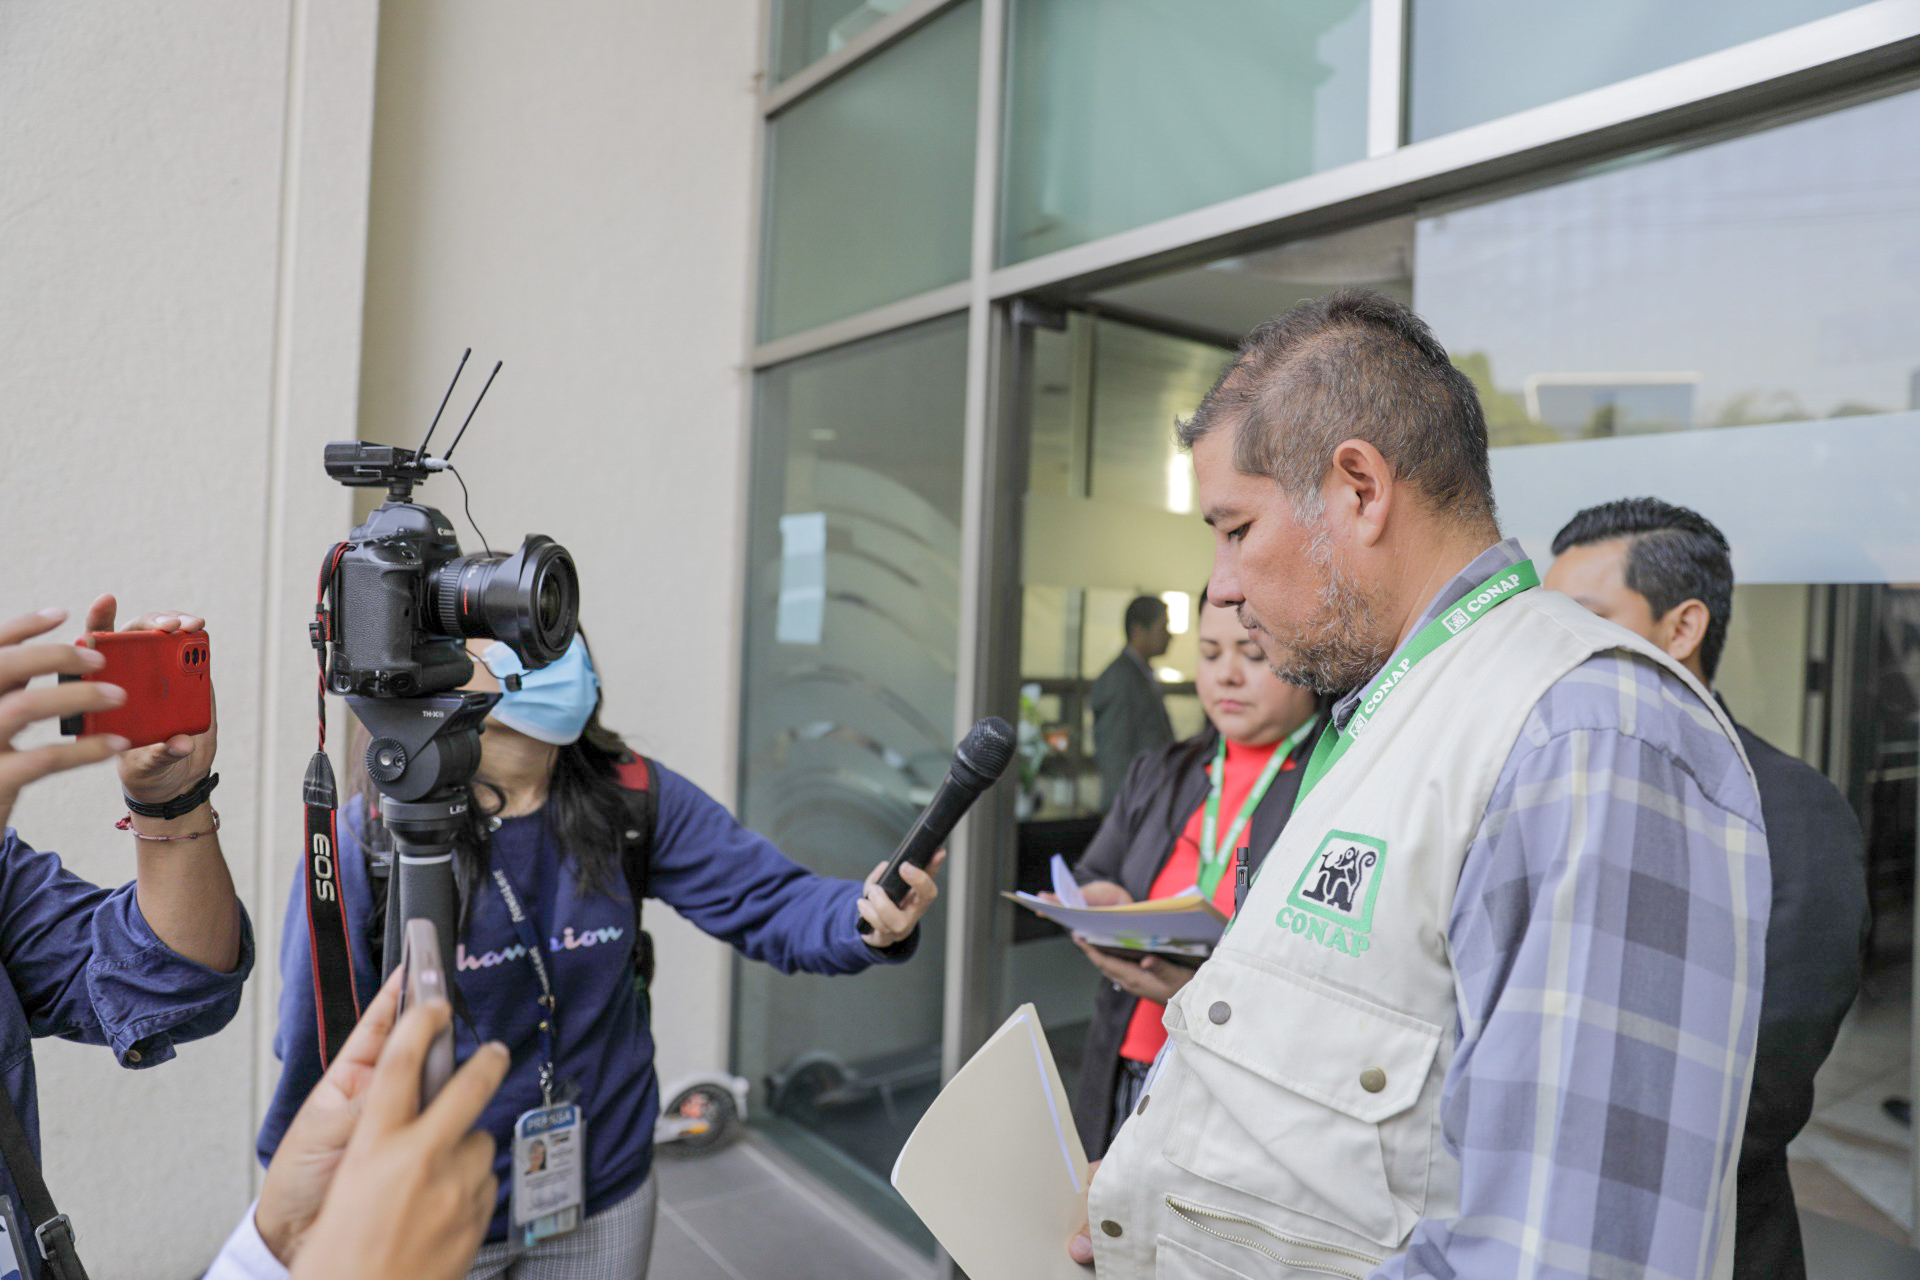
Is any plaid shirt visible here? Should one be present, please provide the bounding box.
[1361,540,1769,1280]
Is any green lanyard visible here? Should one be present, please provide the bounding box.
[1197,715,1317,897]
[1292,560,1541,812]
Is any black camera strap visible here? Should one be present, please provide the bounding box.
[0,1083,87,1280]
[306,543,364,1066]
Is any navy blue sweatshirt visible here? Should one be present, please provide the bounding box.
[257,762,912,1241]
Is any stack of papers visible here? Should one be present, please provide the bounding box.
[1006,889,1227,959]
[892,1004,1089,1280]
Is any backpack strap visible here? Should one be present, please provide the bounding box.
[0,1082,87,1279]
[613,754,659,989]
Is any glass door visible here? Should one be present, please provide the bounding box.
[1000,310,1231,1083]
[732,316,969,1248]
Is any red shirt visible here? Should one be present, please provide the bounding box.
[1118,737,1291,1063]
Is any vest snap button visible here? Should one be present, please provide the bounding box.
[1359,1067,1387,1093]
[1101,1220,1124,1238]
[1136,1093,1150,1117]
[1208,1001,1231,1025]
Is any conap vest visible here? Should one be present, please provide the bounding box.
[1088,586,1757,1280]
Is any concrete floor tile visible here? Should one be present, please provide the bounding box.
[656,1141,781,1211]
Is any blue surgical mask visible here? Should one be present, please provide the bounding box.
[480,635,601,745]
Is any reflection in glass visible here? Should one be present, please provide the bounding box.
[733,317,967,1246]
[999,0,1369,264]
[1416,90,1920,448]
[1017,315,1223,821]
[770,0,910,82]
[1801,585,1920,1238]
[760,1,979,340]
[1407,0,1867,142]
[1086,217,1415,341]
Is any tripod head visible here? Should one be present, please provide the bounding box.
[346,692,498,981]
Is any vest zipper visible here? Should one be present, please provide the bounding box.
[1165,1197,1382,1279]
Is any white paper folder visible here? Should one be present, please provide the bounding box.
[890,1003,1090,1280]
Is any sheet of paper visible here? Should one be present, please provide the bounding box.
[891,1004,1089,1280]
[1006,890,1226,953]
[1049,853,1088,908]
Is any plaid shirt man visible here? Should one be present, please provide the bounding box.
[1358,539,1769,1280]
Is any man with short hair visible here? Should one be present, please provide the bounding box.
[1072,290,1768,1280]
[1548,497,1867,1280]
[1089,596,1175,808]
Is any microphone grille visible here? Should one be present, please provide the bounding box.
[956,715,1016,783]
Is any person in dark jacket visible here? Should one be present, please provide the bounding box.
[1059,590,1319,1156]
[1089,596,1176,809]
[1547,497,1868,1280]
[260,634,943,1280]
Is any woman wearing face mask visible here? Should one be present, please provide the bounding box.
[259,633,942,1279]
[1059,590,1320,1158]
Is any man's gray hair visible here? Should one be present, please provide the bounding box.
[1178,289,1498,529]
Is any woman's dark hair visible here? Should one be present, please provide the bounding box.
[349,629,639,931]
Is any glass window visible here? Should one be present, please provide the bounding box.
[1414,89,1920,584]
[733,316,967,1247]
[1407,0,1869,142]
[770,0,911,83]
[999,0,1370,265]
[759,1,979,341]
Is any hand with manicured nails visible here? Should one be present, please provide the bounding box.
[0,607,131,834]
[858,849,947,949]
[83,594,218,806]
[286,992,509,1280]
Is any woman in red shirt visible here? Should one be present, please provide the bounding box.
[1062,590,1320,1154]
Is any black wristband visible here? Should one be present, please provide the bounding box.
[124,772,220,821]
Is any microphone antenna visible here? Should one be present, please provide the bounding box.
[442,360,502,463]
[416,347,472,458]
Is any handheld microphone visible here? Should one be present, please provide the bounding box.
[857,716,1016,933]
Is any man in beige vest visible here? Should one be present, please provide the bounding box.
[1070,290,1769,1280]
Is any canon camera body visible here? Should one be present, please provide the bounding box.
[318,441,579,698]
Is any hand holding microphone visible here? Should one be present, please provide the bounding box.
[857,717,1015,946]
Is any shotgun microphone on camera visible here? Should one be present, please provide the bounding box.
[858,716,1016,933]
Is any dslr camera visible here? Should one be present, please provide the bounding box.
[318,441,578,698]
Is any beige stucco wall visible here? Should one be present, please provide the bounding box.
[1,1,378,1273]
[354,0,760,1099]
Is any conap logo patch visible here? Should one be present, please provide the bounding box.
[1278,830,1388,958]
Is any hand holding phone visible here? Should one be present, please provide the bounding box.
[398,919,457,1106]
[59,628,212,749]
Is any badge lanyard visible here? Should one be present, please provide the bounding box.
[490,866,559,1107]
[1292,560,1541,812]
[1197,715,1317,897]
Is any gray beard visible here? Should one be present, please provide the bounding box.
[1242,526,1389,696]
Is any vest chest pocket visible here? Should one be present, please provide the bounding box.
[1160,949,1443,1249]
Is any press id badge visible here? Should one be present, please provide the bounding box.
[511,1104,586,1247]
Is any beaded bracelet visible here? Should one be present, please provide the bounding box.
[115,808,221,843]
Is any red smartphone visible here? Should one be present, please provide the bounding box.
[58,630,212,748]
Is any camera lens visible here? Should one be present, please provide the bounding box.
[428,535,579,666]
